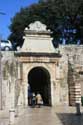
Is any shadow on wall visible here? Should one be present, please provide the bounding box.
[56,113,83,125]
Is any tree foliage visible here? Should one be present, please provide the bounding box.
[9,0,83,47]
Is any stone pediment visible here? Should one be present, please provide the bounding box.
[21,21,55,53]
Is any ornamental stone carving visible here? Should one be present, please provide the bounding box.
[24,21,50,33]
[21,21,55,52]
[29,21,47,32]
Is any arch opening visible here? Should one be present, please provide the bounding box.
[28,67,51,106]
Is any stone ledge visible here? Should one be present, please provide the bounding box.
[15,52,62,58]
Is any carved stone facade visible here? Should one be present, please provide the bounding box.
[16,21,64,106]
[15,53,63,106]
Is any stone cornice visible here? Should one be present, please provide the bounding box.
[24,30,51,36]
[14,52,62,58]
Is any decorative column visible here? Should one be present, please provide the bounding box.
[55,65,61,104]
[51,80,56,106]
[23,82,28,107]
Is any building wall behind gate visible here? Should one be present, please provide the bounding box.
[0,52,69,109]
[60,45,83,106]
[1,52,17,109]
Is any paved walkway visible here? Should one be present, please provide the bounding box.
[0,110,9,125]
[0,106,83,125]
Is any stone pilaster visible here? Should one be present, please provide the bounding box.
[51,80,55,106]
[9,80,15,125]
[23,83,28,107]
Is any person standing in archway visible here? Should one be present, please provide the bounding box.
[31,93,36,108]
[36,93,43,108]
[28,85,32,106]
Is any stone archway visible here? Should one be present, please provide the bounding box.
[28,66,51,106]
[15,21,62,107]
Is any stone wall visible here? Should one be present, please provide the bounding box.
[59,45,83,106]
[1,52,20,110]
[0,45,83,110]
[57,54,69,105]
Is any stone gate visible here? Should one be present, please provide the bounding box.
[0,21,83,111]
[15,21,66,107]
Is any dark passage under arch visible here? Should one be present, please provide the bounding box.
[28,67,51,106]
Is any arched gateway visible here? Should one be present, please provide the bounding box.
[28,66,51,106]
[0,21,83,114]
[15,21,68,107]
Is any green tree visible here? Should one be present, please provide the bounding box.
[9,0,83,48]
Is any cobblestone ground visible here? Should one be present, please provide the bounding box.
[0,106,83,125]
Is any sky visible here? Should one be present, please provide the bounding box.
[0,0,38,40]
